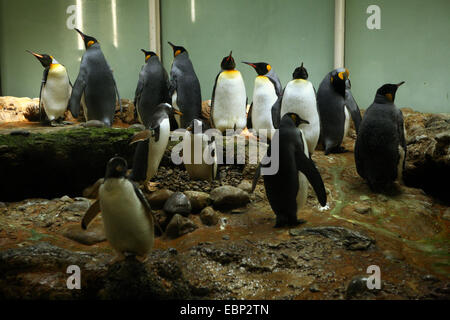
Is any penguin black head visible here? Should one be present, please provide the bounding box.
[242,61,272,76]
[75,28,98,49]
[220,51,235,70]
[292,62,308,80]
[376,82,405,102]
[330,68,350,97]
[105,157,128,179]
[155,103,183,118]
[186,118,210,134]
[282,112,310,127]
[27,50,53,68]
[141,49,157,62]
[168,42,187,57]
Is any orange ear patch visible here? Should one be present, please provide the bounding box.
[338,72,344,80]
[267,65,272,71]
[87,40,94,47]
[145,55,151,62]
[175,50,181,57]
[385,93,393,101]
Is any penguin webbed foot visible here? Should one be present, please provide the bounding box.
[274,216,306,228]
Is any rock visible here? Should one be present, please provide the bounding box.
[346,275,381,299]
[165,214,198,239]
[163,192,192,217]
[60,195,73,203]
[237,180,252,193]
[309,284,320,293]
[200,207,219,226]
[64,199,90,213]
[0,202,6,209]
[62,223,106,245]
[184,191,211,212]
[146,189,173,209]
[354,205,372,214]
[210,185,250,210]
[443,208,450,221]
[81,120,106,128]
[298,226,375,250]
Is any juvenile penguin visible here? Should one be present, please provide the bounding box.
[243,61,282,139]
[27,51,72,125]
[134,49,171,127]
[183,118,218,181]
[317,68,361,154]
[130,103,182,183]
[355,82,406,192]
[211,51,247,133]
[69,28,121,127]
[280,63,320,155]
[81,157,154,262]
[168,42,202,128]
[252,113,327,227]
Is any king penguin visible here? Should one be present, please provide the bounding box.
[211,51,247,133]
[134,49,171,127]
[81,156,154,262]
[69,28,121,127]
[130,103,182,183]
[252,112,327,227]
[168,42,202,128]
[27,51,72,125]
[355,82,406,192]
[183,118,218,181]
[243,61,282,139]
[280,63,320,155]
[317,68,361,154]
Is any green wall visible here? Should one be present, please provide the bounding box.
[0,0,149,100]
[346,0,450,113]
[160,0,334,102]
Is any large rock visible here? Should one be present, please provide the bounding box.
[184,191,211,212]
[146,189,173,209]
[62,223,106,245]
[200,207,219,226]
[163,192,192,217]
[165,214,198,239]
[210,185,250,210]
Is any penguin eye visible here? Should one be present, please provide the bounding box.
[87,40,94,47]
[175,50,181,57]
[266,65,272,71]
[338,72,344,80]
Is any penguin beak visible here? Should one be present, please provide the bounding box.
[300,119,310,125]
[74,28,85,39]
[226,51,232,61]
[396,81,406,87]
[141,49,147,54]
[173,109,183,116]
[242,61,256,69]
[168,41,175,48]
[26,50,43,59]
[130,130,152,144]
[115,165,125,172]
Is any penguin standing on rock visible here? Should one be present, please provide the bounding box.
[81,157,154,262]
[243,61,282,139]
[27,51,72,125]
[168,42,202,128]
[130,103,182,183]
[355,82,406,192]
[317,68,361,154]
[252,113,327,227]
[280,62,320,154]
[134,49,171,127]
[69,28,121,127]
[211,51,247,133]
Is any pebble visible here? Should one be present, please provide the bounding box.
[81,120,106,128]
[237,180,252,193]
[64,200,90,213]
[165,214,198,239]
[60,195,73,203]
[200,207,219,226]
[0,202,7,209]
[210,185,250,211]
[354,205,372,214]
[442,208,450,221]
[309,285,321,293]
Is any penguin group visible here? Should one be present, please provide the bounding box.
[26,27,408,262]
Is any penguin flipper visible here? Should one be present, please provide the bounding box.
[345,89,362,133]
[132,182,163,234]
[247,102,253,129]
[113,78,122,115]
[81,199,101,230]
[271,95,282,129]
[210,72,221,128]
[396,109,407,169]
[295,148,327,207]
[134,75,144,110]
[68,75,86,118]
[39,68,49,122]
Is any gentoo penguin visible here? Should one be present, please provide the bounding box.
[355,82,406,192]
[280,63,320,155]
[81,157,154,262]
[69,28,121,127]
[211,51,247,133]
[168,42,202,128]
[129,103,182,183]
[252,113,327,227]
[183,118,218,181]
[27,50,72,125]
[134,49,171,128]
[243,61,282,139]
[317,68,362,154]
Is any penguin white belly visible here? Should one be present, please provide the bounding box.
[146,118,170,181]
[281,80,320,153]
[296,129,310,214]
[99,178,154,256]
[172,91,180,127]
[41,65,72,120]
[213,71,247,132]
[343,106,350,138]
[183,132,216,180]
[252,76,277,139]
